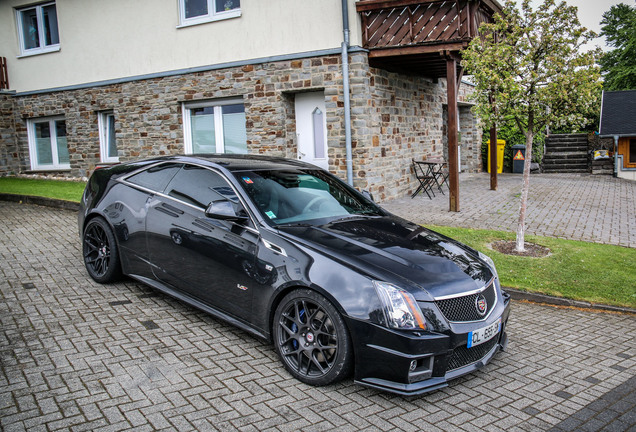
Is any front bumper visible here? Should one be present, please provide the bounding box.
[346,291,511,396]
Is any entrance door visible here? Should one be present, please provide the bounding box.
[294,91,328,170]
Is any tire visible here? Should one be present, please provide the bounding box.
[82,217,122,283]
[273,289,353,386]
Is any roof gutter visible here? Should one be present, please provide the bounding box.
[341,0,353,186]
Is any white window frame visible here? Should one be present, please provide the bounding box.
[182,99,245,154]
[98,111,119,163]
[27,116,70,171]
[177,0,241,28]
[15,1,61,57]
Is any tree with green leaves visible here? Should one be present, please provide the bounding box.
[462,0,601,252]
[600,3,636,91]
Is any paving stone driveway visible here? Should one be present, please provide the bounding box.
[1,202,635,431]
[383,173,636,248]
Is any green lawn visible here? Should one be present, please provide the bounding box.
[0,177,85,202]
[429,226,636,309]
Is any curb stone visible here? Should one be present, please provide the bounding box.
[505,287,636,315]
[0,193,80,212]
[1,194,633,315]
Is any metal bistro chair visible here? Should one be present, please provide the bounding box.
[430,160,449,195]
[411,159,437,199]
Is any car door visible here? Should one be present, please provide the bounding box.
[145,164,259,323]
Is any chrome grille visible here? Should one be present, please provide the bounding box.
[435,282,497,322]
[447,337,499,371]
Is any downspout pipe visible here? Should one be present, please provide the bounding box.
[613,135,618,178]
[341,0,353,185]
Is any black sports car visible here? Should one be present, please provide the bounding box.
[79,155,510,395]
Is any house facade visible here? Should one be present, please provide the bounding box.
[0,0,493,201]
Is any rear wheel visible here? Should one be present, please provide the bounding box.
[83,217,121,283]
[273,289,352,386]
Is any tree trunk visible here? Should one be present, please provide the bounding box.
[515,131,534,252]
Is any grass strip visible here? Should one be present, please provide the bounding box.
[0,177,85,203]
[428,225,636,309]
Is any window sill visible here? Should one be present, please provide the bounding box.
[17,45,61,59]
[26,167,71,173]
[176,10,241,28]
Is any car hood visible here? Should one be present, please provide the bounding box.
[277,215,493,301]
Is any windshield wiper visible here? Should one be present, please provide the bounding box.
[275,222,313,228]
[327,214,381,224]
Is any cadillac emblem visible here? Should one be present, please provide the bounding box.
[476,294,488,316]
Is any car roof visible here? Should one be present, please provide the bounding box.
[154,154,319,172]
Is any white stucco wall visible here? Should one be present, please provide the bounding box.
[617,162,636,181]
[0,0,362,93]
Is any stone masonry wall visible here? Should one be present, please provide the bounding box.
[7,52,480,200]
[346,60,481,201]
[12,55,350,179]
[0,92,19,176]
[442,104,482,173]
[457,105,482,172]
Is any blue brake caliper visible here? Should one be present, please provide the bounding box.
[291,308,305,350]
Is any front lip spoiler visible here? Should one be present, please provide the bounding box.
[354,333,506,396]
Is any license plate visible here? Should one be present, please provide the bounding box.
[467,318,501,348]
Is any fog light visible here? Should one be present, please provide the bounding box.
[409,360,417,371]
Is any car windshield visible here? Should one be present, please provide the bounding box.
[234,169,383,225]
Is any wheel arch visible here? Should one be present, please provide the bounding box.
[267,283,353,344]
[81,211,125,277]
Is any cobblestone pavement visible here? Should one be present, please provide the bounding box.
[1,202,635,432]
[382,173,636,248]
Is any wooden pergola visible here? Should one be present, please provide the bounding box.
[356,0,502,211]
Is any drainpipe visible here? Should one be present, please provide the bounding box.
[341,0,353,185]
[613,135,618,177]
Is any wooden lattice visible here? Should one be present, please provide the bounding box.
[0,57,8,90]
[358,0,497,50]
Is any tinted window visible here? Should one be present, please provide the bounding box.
[126,163,182,191]
[235,169,382,225]
[164,165,236,209]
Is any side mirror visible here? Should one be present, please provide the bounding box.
[205,200,249,223]
[361,190,375,202]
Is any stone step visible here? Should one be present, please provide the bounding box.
[546,134,588,141]
[544,145,588,152]
[543,152,588,160]
[542,166,589,173]
[543,159,588,165]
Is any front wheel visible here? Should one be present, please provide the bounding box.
[83,217,121,283]
[273,289,353,386]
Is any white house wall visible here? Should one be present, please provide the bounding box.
[1,0,362,93]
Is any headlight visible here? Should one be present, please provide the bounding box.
[478,251,499,280]
[373,281,426,330]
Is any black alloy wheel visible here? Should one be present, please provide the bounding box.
[83,217,121,283]
[273,289,352,386]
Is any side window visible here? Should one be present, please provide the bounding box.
[164,165,236,209]
[126,163,183,191]
[178,0,240,27]
[16,1,60,56]
[99,111,118,163]
[27,116,69,170]
[182,100,247,155]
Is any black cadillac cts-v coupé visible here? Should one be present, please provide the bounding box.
[78,155,510,395]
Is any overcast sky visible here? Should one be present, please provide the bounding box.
[516,0,634,51]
